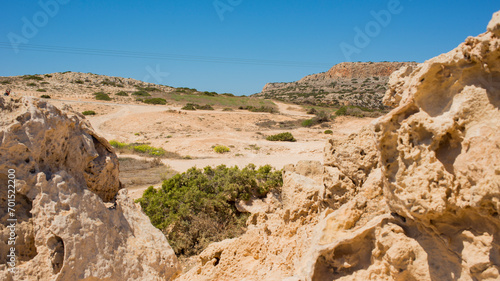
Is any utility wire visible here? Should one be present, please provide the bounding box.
[0,42,332,68]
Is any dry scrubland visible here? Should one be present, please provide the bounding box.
[1,11,499,281]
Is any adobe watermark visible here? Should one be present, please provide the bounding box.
[339,0,408,61]
[143,64,170,85]
[7,0,70,53]
[213,0,243,22]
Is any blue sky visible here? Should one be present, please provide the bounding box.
[1,1,498,95]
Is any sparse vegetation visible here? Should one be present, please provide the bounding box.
[74,80,84,84]
[324,129,333,134]
[136,164,283,256]
[1,80,11,85]
[82,110,96,116]
[93,92,112,101]
[109,140,181,158]
[132,90,151,97]
[36,89,47,92]
[27,83,37,87]
[116,91,129,96]
[266,132,296,142]
[301,110,331,127]
[213,145,230,153]
[181,103,197,110]
[23,75,44,81]
[239,105,278,113]
[40,95,51,99]
[143,98,167,105]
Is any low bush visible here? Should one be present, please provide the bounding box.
[27,83,37,87]
[74,80,84,84]
[181,103,197,110]
[266,132,296,142]
[116,91,129,96]
[196,104,214,110]
[23,75,44,81]
[143,98,167,105]
[40,95,51,99]
[239,105,278,113]
[136,164,283,256]
[93,92,112,101]
[109,140,179,158]
[213,145,230,153]
[82,110,96,116]
[36,89,47,92]
[306,108,318,115]
[133,144,167,157]
[222,107,233,111]
[324,129,333,134]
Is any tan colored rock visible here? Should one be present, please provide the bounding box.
[0,97,180,280]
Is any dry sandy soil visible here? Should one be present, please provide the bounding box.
[45,97,374,199]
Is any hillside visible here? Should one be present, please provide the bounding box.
[0,71,275,110]
[254,61,417,108]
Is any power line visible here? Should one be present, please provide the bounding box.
[0,42,332,68]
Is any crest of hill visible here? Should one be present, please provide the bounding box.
[254,61,417,109]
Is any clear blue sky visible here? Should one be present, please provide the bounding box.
[1,1,498,95]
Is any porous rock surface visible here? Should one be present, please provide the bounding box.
[178,11,500,281]
[0,97,180,280]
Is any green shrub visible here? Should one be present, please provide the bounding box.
[133,144,167,157]
[36,89,47,92]
[181,103,197,110]
[240,105,278,113]
[74,80,84,84]
[197,104,214,110]
[82,110,96,116]
[213,145,230,153]
[136,164,283,256]
[132,90,151,97]
[222,107,233,111]
[40,95,51,99]
[335,106,348,116]
[306,108,318,115]
[324,130,333,134]
[1,80,11,85]
[40,82,49,85]
[23,75,44,81]
[93,92,112,101]
[143,98,167,105]
[27,83,37,87]
[116,91,128,96]
[109,140,127,149]
[266,132,296,142]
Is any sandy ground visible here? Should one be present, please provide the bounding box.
[48,98,374,199]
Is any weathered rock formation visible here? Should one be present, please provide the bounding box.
[254,62,417,108]
[178,11,500,281]
[0,97,180,280]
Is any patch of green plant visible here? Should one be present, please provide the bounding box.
[133,144,167,156]
[222,107,233,111]
[324,129,333,134]
[301,119,314,127]
[143,98,167,105]
[1,80,11,85]
[266,132,296,142]
[196,104,214,110]
[116,91,129,96]
[74,80,84,84]
[82,110,96,116]
[213,145,230,154]
[101,79,123,87]
[136,164,283,256]
[136,86,161,92]
[239,105,278,113]
[23,75,44,81]
[44,74,52,78]
[109,140,127,148]
[36,89,47,92]
[40,95,51,99]
[181,103,197,110]
[27,83,37,87]
[132,90,151,97]
[93,92,112,101]
[40,81,49,85]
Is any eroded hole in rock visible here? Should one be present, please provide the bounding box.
[47,235,64,274]
[312,231,375,281]
[435,133,462,174]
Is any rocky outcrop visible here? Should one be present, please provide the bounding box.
[0,97,180,280]
[255,62,417,108]
[179,11,500,280]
